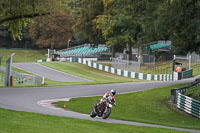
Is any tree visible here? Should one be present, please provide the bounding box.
[73,0,105,44]
[29,12,73,49]
[156,0,200,54]
[95,0,163,61]
[0,0,64,40]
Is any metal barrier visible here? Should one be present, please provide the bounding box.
[177,93,200,118]
[182,69,193,79]
[78,58,178,81]
[0,66,44,86]
[171,77,200,118]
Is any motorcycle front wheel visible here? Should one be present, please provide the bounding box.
[102,107,111,119]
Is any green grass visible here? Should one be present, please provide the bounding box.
[185,86,200,101]
[0,49,46,65]
[0,108,187,133]
[42,62,139,85]
[0,49,46,87]
[0,71,4,86]
[54,83,200,129]
[98,60,200,76]
[192,64,200,76]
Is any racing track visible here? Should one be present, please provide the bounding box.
[0,63,200,133]
[13,63,90,82]
[0,78,200,133]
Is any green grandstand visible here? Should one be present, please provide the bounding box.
[57,44,110,58]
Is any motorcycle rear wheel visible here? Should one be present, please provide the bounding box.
[102,107,111,119]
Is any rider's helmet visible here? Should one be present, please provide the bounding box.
[111,89,116,96]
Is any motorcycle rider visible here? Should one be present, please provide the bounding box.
[96,89,116,109]
[103,89,116,105]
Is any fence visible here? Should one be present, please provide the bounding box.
[0,66,44,86]
[142,65,172,75]
[121,53,155,64]
[111,58,140,73]
[76,58,178,81]
[171,77,200,119]
[177,93,200,118]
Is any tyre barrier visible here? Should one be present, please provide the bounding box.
[171,77,200,118]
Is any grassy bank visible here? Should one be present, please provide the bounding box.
[0,108,187,133]
[0,49,46,65]
[54,83,200,129]
[185,86,200,101]
[42,62,138,86]
[0,71,4,86]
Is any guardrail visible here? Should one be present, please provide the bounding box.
[177,93,200,118]
[171,77,200,118]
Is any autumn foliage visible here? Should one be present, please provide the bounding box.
[29,12,73,49]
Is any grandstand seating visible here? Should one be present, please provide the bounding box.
[57,44,109,58]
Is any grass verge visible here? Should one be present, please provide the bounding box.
[42,62,140,85]
[185,86,200,101]
[0,71,4,86]
[0,49,46,65]
[53,83,200,129]
[0,108,189,133]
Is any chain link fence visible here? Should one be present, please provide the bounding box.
[111,58,140,72]
[0,66,44,86]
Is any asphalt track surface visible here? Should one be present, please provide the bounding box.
[13,63,90,82]
[1,78,200,132]
[1,63,200,133]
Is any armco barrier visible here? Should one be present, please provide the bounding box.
[177,93,200,118]
[76,58,178,81]
[171,77,200,119]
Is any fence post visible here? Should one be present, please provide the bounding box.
[189,55,191,70]
[48,49,50,58]
[42,76,45,85]
[4,53,15,86]
[171,88,179,104]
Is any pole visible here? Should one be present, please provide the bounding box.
[189,55,191,70]
[138,56,140,72]
[48,49,50,58]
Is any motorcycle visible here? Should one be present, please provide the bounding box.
[90,96,116,119]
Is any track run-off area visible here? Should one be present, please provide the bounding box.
[0,63,200,133]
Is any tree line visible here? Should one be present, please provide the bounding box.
[0,0,199,56]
